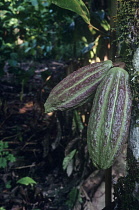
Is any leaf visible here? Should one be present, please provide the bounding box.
[8,59,18,67]
[31,0,38,6]
[100,19,110,31]
[66,187,78,208]
[7,153,16,162]
[17,177,37,186]
[48,0,90,24]
[66,159,74,177]
[81,42,95,54]
[0,157,7,168]
[63,149,76,170]
[66,187,82,209]
[72,111,84,133]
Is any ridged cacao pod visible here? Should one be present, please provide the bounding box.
[44,60,112,113]
[87,67,132,169]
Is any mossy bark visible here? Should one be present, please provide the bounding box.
[114,0,139,209]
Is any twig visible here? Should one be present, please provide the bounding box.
[14,163,36,169]
[1,134,20,141]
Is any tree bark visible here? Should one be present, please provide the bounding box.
[115,0,139,208]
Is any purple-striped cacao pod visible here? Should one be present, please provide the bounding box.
[87,67,132,169]
[44,60,112,113]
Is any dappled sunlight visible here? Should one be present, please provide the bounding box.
[46,75,51,81]
[81,114,85,123]
[104,55,108,61]
[47,112,53,116]
[19,101,34,114]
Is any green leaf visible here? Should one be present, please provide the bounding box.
[66,159,74,177]
[73,110,84,132]
[66,187,81,208]
[5,180,12,189]
[100,20,110,31]
[0,207,6,210]
[17,177,37,186]
[8,59,18,67]
[17,6,25,12]
[7,153,16,162]
[31,0,38,7]
[0,157,7,168]
[48,0,90,24]
[63,149,76,170]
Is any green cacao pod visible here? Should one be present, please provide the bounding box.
[87,67,132,169]
[44,60,112,113]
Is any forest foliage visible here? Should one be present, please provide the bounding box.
[0,0,110,78]
[0,1,112,209]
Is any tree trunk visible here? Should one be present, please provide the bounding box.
[114,1,139,209]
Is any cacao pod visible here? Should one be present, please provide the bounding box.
[44,60,112,113]
[87,67,132,169]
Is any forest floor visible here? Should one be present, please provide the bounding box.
[0,60,127,210]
